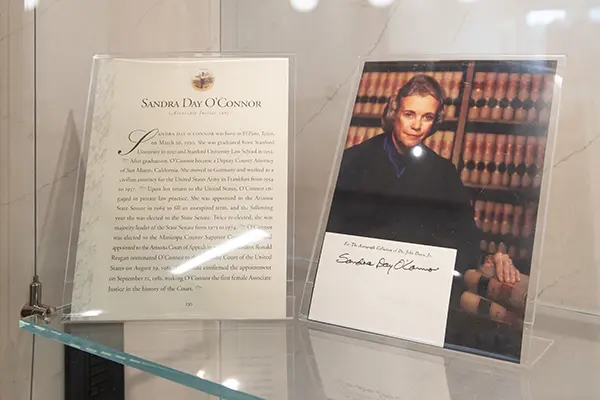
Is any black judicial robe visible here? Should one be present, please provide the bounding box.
[327,132,480,274]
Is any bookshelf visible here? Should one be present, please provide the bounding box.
[346,60,558,274]
[463,184,540,204]
[465,121,549,136]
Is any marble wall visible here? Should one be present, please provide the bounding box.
[221,0,600,314]
[2,1,219,399]
[33,1,219,399]
[34,0,221,314]
[0,0,35,399]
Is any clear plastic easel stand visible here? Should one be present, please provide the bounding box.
[64,53,297,322]
[521,323,554,367]
[300,55,566,367]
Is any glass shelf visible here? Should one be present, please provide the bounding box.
[20,302,600,399]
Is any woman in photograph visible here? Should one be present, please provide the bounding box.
[327,74,520,283]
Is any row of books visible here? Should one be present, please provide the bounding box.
[345,126,381,149]
[474,201,535,238]
[460,133,546,188]
[354,102,460,120]
[468,72,554,123]
[423,131,455,160]
[353,70,464,118]
[480,240,531,262]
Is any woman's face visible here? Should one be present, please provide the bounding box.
[393,94,439,149]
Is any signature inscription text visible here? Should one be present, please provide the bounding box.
[335,253,440,274]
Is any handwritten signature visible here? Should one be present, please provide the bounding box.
[335,253,440,274]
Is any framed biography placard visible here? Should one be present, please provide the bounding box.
[301,56,564,363]
[67,54,294,322]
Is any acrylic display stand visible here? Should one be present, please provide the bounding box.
[300,56,565,367]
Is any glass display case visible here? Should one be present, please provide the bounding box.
[2,1,600,399]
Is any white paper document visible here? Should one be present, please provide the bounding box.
[71,57,289,321]
[309,232,456,347]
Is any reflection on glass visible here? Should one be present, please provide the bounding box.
[526,10,566,26]
[289,0,319,12]
[411,145,424,158]
[73,309,104,318]
[367,0,395,8]
[309,329,451,400]
[170,229,269,275]
[222,378,240,390]
[590,7,600,22]
[554,74,563,88]
[23,0,38,11]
